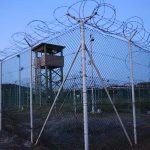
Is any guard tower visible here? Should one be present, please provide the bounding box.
[32,43,65,105]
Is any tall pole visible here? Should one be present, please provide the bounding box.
[44,45,49,105]
[73,87,77,114]
[80,21,89,150]
[17,54,21,110]
[0,61,2,131]
[91,87,94,112]
[90,34,95,113]
[24,38,33,144]
[30,45,33,143]
[66,12,96,150]
[128,40,137,145]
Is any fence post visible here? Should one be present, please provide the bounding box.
[128,40,137,145]
[30,46,33,144]
[17,54,21,110]
[80,21,89,150]
[90,34,95,113]
[73,88,77,114]
[24,38,33,144]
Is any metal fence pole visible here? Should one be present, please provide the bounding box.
[0,61,2,131]
[128,40,137,145]
[67,12,96,150]
[80,21,89,150]
[30,47,33,143]
[17,54,21,110]
[24,38,33,144]
[90,34,95,113]
[73,88,77,114]
[91,87,94,112]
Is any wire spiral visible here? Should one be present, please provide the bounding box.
[53,0,150,49]
[1,0,150,60]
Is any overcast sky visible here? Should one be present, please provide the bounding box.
[0,0,149,51]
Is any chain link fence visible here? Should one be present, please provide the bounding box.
[1,25,150,149]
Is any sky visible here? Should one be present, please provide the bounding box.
[0,0,150,51]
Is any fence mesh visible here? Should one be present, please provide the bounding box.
[1,25,150,149]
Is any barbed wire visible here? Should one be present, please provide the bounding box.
[53,0,150,49]
[1,0,150,60]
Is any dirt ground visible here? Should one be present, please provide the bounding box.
[1,129,150,150]
[0,130,49,150]
[1,109,150,150]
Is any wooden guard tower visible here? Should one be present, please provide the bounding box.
[32,43,65,105]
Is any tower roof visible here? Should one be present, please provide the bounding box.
[32,43,65,54]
